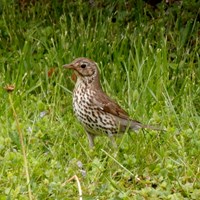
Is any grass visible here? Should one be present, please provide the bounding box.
[0,0,200,199]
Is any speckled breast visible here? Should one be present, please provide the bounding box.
[72,85,118,136]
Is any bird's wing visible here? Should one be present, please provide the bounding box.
[92,90,132,120]
[91,89,163,131]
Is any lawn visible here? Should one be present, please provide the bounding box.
[0,0,200,199]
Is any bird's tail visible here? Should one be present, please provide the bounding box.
[115,116,165,132]
[129,120,165,132]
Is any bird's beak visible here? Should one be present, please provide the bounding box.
[63,63,75,69]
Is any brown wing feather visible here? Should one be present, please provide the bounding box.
[92,92,163,131]
[92,89,130,120]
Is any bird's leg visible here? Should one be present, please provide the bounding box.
[86,131,95,148]
[108,133,117,148]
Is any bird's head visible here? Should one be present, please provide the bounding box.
[63,57,99,84]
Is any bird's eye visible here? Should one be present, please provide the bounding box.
[80,63,87,68]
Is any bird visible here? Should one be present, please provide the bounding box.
[63,57,162,147]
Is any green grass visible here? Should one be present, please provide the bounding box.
[0,0,200,199]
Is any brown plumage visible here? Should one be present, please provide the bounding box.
[63,57,162,147]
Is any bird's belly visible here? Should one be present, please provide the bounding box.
[73,98,118,136]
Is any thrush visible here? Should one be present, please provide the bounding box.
[63,57,162,147]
